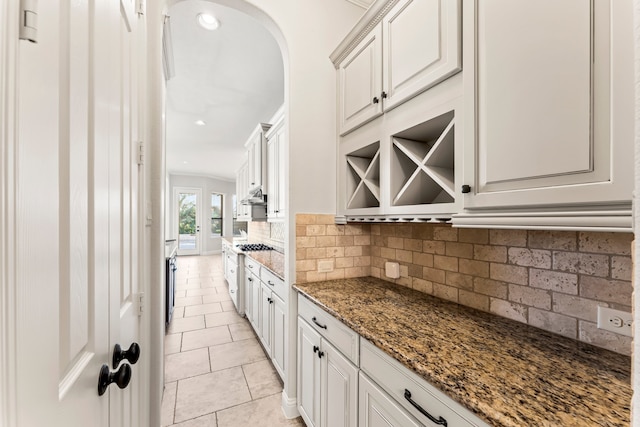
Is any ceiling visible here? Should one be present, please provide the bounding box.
[165,0,285,181]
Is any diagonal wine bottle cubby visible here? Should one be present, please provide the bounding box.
[391,111,455,206]
[345,142,381,209]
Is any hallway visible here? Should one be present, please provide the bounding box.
[161,254,304,426]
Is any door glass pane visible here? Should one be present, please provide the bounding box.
[211,193,222,236]
[178,192,197,250]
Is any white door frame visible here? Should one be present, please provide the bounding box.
[1,0,18,425]
[174,186,203,255]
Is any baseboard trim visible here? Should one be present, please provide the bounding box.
[281,390,299,419]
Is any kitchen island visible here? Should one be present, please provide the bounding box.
[295,277,631,427]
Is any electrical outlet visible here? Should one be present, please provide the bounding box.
[385,262,400,279]
[597,306,632,337]
[317,260,334,273]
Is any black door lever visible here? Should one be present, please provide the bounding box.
[113,342,140,368]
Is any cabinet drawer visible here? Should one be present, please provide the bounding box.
[261,267,286,300]
[360,339,489,427]
[298,294,359,365]
[244,257,261,274]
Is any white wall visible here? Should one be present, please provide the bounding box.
[169,174,236,254]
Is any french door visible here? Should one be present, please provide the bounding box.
[175,187,202,255]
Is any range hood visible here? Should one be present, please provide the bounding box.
[241,187,267,205]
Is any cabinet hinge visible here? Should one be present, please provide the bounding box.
[137,140,144,165]
[136,0,146,15]
[19,0,38,43]
[136,292,145,316]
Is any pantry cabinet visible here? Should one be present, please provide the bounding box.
[265,112,286,220]
[455,0,634,230]
[334,0,461,135]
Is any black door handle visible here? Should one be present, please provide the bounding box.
[312,317,327,329]
[98,363,132,396]
[404,389,447,426]
[113,342,140,368]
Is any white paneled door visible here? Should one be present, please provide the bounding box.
[3,0,144,425]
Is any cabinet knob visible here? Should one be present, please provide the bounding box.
[461,185,471,194]
[372,96,379,104]
[381,91,387,99]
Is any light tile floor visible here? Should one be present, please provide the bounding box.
[161,254,306,427]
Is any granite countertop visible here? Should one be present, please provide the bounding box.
[294,277,631,427]
[245,250,285,280]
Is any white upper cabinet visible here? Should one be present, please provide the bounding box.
[265,111,286,220]
[459,0,633,222]
[245,123,271,192]
[334,0,462,135]
[236,161,249,221]
[381,0,461,111]
[338,27,383,135]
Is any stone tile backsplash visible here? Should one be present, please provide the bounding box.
[295,214,633,355]
[248,221,285,252]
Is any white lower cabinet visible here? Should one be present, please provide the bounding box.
[259,283,273,354]
[297,317,358,427]
[243,257,286,381]
[297,296,490,427]
[272,293,286,378]
[245,267,260,332]
[359,372,420,427]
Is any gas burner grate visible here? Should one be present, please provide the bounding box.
[237,243,274,252]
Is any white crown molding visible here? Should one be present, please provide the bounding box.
[345,0,374,9]
[330,0,400,67]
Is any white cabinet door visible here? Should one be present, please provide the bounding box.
[462,0,633,210]
[247,135,262,190]
[244,268,253,322]
[236,162,249,220]
[322,340,359,427]
[272,293,286,379]
[298,317,323,427]
[336,0,461,136]
[359,373,421,427]
[382,0,461,111]
[250,273,261,332]
[245,123,270,192]
[259,283,273,355]
[266,119,286,220]
[338,25,383,135]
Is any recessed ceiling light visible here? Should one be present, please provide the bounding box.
[183,161,189,164]
[197,13,220,31]
[195,120,206,126]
